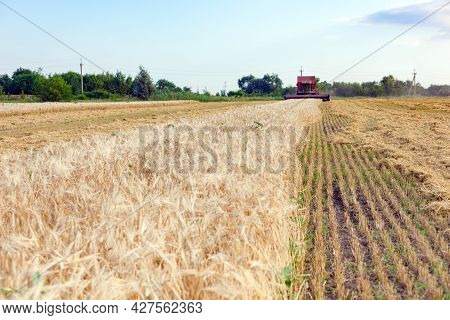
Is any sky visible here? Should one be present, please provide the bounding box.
[0,0,449,92]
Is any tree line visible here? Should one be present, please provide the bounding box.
[0,67,448,101]
[319,75,450,97]
[233,74,449,97]
[0,66,158,101]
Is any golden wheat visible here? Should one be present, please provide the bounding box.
[0,100,320,299]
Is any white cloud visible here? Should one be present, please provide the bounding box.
[334,1,450,39]
[361,1,450,34]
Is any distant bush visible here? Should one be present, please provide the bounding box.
[151,91,192,101]
[427,85,450,97]
[227,90,244,97]
[85,90,112,99]
[34,75,72,101]
[0,85,3,96]
[74,93,88,100]
[282,86,296,96]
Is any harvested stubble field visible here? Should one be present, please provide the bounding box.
[0,99,319,299]
[0,100,270,151]
[291,98,449,299]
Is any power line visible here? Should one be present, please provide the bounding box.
[0,0,106,73]
[330,1,449,82]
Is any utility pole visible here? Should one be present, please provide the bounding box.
[224,81,227,95]
[300,66,303,76]
[409,68,417,96]
[80,58,84,94]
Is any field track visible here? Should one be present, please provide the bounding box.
[292,105,449,299]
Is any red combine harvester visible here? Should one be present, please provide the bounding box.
[284,75,330,102]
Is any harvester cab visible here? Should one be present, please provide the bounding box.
[297,76,316,94]
[284,75,330,102]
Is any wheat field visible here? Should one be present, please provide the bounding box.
[0,99,319,299]
[1,98,447,300]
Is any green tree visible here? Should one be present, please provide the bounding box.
[156,79,181,92]
[113,71,133,95]
[238,75,256,94]
[361,81,383,97]
[262,74,283,95]
[251,78,270,94]
[393,79,407,96]
[100,72,132,95]
[34,75,72,101]
[102,72,115,93]
[316,78,332,93]
[332,82,364,97]
[381,75,396,95]
[237,74,283,95]
[132,66,155,100]
[61,71,82,95]
[84,74,105,92]
[10,68,41,94]
[0,74,12,94]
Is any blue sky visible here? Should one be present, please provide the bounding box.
[1,0,449,92]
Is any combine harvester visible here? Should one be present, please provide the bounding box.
[284,74,330,102]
